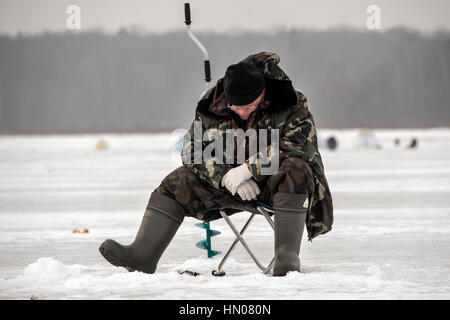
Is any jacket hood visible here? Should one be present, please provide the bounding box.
[197,52,298,117]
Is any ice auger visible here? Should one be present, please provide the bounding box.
[195,222,221,258]
[184,3,221,258]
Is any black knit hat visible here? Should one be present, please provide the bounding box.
[223,62,265,106]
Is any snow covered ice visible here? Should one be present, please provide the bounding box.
[0,129,449,299]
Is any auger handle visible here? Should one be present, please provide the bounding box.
[184,2,212,92]
[204,60,211,82]
[184,3,191,25]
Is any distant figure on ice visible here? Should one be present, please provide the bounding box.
[407,137,418,149]
[326,136,338,151]
[99,53,334,276]
[317,135,339,151]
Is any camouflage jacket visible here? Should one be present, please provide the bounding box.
[182,52,333,240]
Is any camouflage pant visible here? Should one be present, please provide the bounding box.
[154,157,314,221]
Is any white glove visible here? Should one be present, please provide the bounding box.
[236,179,261,201]
[221,163,253,195]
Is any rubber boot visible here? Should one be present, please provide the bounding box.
[99,193,185,274]
[272,192,308,277]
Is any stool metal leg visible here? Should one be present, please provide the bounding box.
[257,206,275,230]
[213,207,275,276]
[256,207,275,274]
[215,212,256,273]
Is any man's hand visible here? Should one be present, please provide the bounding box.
[221,163,253,195]
[236,179,261,201]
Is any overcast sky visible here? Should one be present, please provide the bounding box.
[1,0,449,35]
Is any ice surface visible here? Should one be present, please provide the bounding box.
[0,129,449,299]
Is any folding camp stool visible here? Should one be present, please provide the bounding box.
[212,203,275,276]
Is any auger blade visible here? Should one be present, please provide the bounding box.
[209,250,221,258]
[209,229,221,237]
[195,221,222,258]
[196,239,209,250]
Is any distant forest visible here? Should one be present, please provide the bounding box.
[0,28,449,133]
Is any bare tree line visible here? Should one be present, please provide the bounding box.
[0,28,449,134]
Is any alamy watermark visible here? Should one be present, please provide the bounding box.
[366,5,381,30]
[178,121,280,175]
[66,5,81,30]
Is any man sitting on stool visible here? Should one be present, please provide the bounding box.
[99,52,334,276]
